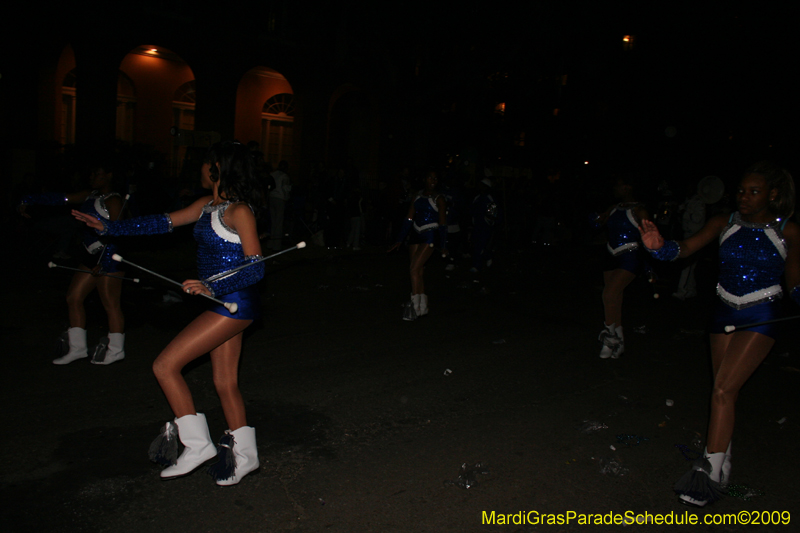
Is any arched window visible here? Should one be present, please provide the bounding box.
[261,93,294,165]
[116,71,137,142]
[173,80,196,130]
[61,70,77,146]
[172,80,197,177]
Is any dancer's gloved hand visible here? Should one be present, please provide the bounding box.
[639,220,664,250]
[182,279,211,297]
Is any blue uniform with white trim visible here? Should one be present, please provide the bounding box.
[194,201,261,320]
[408,193,443,246]
[78,191,122,273]
[710,212,787,337]
[100,200,264,320]
[604,204,643,274]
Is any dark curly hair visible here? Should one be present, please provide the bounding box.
[744,160,795,220]
[204,142,265,209]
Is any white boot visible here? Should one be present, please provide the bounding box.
[213,426,260,486]
[613,325,624,359]
[403,296,417,321]
[411,294,421,316]
[54,327,88,365]
[675,447,726,507]
[92,333,125,365]
[721,441,732,488]
[418,294,429,316]
[598,323,620,359]
[160,413,217,479]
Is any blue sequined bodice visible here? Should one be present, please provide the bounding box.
[717,212,786,309]
[413,193,441,232]
[607,204,640,256]
[194,201,246,279]
[80,191,120,249]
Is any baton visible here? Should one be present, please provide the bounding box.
[204,241,306,283]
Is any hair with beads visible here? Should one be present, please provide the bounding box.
[205,141,265,209]
[744,160,795,219]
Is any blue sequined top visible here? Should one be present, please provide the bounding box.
[606,204,641,256]
[82,191,121,270]
[413,193,442,232]
[194,201,249,280]
[80,191,120,250]
[717,212,787,309]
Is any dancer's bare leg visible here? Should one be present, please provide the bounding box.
[602,268,635,326]
[706,331,774,453]
[152,311,252,419]
[211,332,247,430]
[409,244,434,295]
[66,266,98,328]
[97,272,125,333]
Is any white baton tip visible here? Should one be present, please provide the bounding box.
[48,262,56,268]
[296,241,306,249]
[133,278,140,283]
[653,293,660,299]
[111,254,123,262]
[225,302,239,314]
[724,325,735,333]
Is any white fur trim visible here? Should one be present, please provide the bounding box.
[607,242,639,256]
[719,224,740,245]
[765,227,788,260]
[716,283,783,309]
[211,209,241,243]
[414,222,439,232]
[94,197,111,220]
[626,209,638,228]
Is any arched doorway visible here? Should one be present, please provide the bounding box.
[118,45,195,176]
[235,67,295,169]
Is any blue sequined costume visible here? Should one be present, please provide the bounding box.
[20,190,123,272]
[605,204,643,274]
[408,193,442,245]
[194,202,263,320]
[102,201,264,320]
[710,212,788,337]
[79,191,122,272]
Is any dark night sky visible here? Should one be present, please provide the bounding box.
[4,3,799,180]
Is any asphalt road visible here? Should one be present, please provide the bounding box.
[2,239,799,532]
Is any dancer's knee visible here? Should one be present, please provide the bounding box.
[152,355,180,382]
[213,376,240,399]
[66,290,83,309]
[711,384,737,408]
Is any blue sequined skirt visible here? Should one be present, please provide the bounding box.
[408,228,437,246]
[710,299,781,339]
[76,241,122,273]
[603,249,642,275]
[208,286,261,320]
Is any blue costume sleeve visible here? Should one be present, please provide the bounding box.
[100,214,173,236]
[647,240,680,261]
[20,192,68,206]
[201,256,265,298]
[792,285,800,307]
[396,218,413,243]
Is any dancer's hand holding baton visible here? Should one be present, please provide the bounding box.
[110,253,238,314]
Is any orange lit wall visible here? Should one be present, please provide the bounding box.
[40,45,76,143]
[234,67,293,145]
[119,49,195,156]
